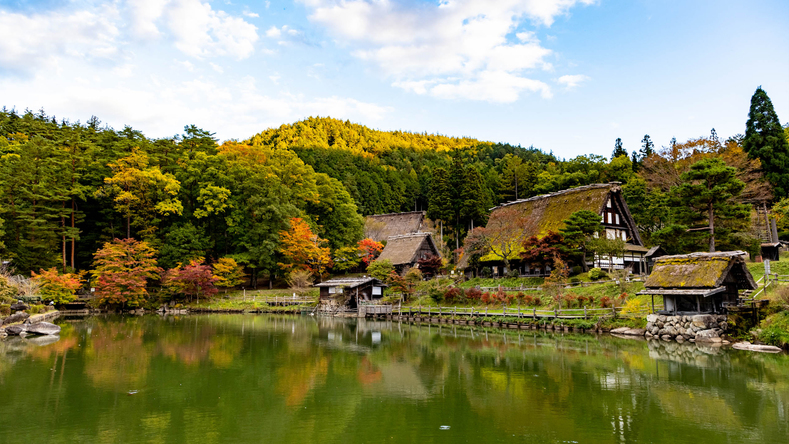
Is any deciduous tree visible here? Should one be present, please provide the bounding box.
[91,238,161,308]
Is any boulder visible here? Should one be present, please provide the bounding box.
[660,335,672,341]
[4,324,26,335]
[25,322,61,336]
[625,328,646,336]
[695,329,722,343]
[10,302,29,312]
[610,327,630,334]
[1,312,29,326]
[691,315,715,329]
[732,342,783,353]
[646,314,658,323]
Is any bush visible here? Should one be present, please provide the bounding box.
[570,266,583,276]
[367,259,395,281]
[599,296,612,308]
[480,268,492,278]
[589,268,607,281]
[443,287,465,303]
[31,268,84,305]
[757,312,789,348]
[506,269,520,278]
[0,304,10,316]
[532,296,542,307]
[28,304,47,314]
[0,275,18,302]
[563,295,576,309]
[466,288,482,302]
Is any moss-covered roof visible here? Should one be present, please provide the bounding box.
[479,183,621,262]
[364,211,425,242]
[644,251,757,290]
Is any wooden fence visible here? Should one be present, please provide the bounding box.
[390,303,663,321]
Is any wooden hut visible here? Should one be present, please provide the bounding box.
[645,245,668,273]
[376,232,441,271]
[364,211,426,243]
[315,277,387,309]
[637,251,757,315]
[474,182,647,276]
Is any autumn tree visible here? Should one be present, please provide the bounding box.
[520,231,568,270]
[31,267,84,304]
[212,257,246,292]
[164,258,218,303]
[417,254,442,278]
[463,206,534,273]
[332,246,361,272]
[278,217,333,280]
[357,238,384,266]
[91,238,161,309]
[743,87,789,199]
[94,148,183,239]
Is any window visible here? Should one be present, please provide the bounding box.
[328,287,337,294]
[372,286,382,296]
[615,214,620,225]
[607,199,611,208]
[607,213,612,224]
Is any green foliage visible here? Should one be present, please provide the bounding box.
[743,87,789,199]
[0,275,17,302]
[367,259,394,281]
[588,268,607,281]
[560,210,603,271]
[757,311,789,349]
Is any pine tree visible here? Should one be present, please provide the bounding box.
[640,134,655,158]
[742,87,789,199]
[460,167,487,231]
[612,138,627,159]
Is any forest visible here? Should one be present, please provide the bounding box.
[1,87,788,292]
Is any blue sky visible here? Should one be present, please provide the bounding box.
[1,0,787,158]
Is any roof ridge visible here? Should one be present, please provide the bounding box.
[387,232,431,240]
[490,182,616,211]
[658,251,747,261]
[367,211,426,218]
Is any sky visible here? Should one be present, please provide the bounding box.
[0,0,787,158]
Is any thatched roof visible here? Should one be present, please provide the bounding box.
[314,277,386,288]
[376,233,439,266]
[364,211,425,242]
[479,183,642,262]
[643,251,757,290]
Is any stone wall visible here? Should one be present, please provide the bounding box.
[645,314,728,343]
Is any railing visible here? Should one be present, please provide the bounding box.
[475,277,645,293]
[388,304,664,320]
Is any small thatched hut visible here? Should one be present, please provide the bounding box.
[315,277,387,309]
[376,232,440,271]
[637,251,757,315]
[364,211,426,243]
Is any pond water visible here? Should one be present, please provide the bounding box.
[1,314,787,443]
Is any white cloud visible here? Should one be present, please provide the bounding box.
[165,0,259,59]
[266,26,282,38]
[557,74,590,89]
[244,12,260,18]
[175,59,196,72]
[210,62,224,73]
[300,0,594,102]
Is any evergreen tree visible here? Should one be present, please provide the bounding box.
[612,138,627,159]
[673,158,749,252]
[640,134,655,158]
[742,87,789,199]
[559,210,603,272]
[460,167,487,230]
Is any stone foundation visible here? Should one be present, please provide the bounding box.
[645,314,728,343]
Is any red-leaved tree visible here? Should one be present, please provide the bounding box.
[164,258,218,304]
[91,238,162,309]
[357,238,384,266]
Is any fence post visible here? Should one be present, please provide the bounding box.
[584,306,587,320]
[533,307,536,319]
[439,307,442,316]
[485,307,488,316]
[612,306,616,318]
[554,308,558,319]
[503,306,506,316]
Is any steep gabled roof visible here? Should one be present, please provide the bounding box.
[643,251,757,290]
[314,277,386,288]
[479,183,642,262]
[364,211,425,242]
[376,233,440,266]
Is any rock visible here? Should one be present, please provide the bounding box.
[658,315,666,323]
[666,326,678,336]
[645,332,653,338]
[10,302,29,311]
[625,328,646,336]
[692,315,715,329]
[24,322,61,335]
[650,326,660,335]
[732,341,783,353]
[24,335,60,346]
[647,314,658,323]
[4,324,27,335]
[646,322,654,331]
[1,312,29,326]
[610,327,630,334]
[676,336,685,343]
[661,335,672,341]
[695,329,722,343]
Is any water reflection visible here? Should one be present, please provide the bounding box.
[0,314,787,444]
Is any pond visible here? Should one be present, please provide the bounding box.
[0,314,787,443]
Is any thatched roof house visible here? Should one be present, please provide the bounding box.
[364,211,426,242]
[315,277,387,309]
[475,182,646,274]
[638,251,757,314]
[376,232,440,270]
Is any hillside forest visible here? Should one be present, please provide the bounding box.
[1,87,788,295]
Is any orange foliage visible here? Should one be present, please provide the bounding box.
[278,217,333,277]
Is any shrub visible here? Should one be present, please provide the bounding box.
[28,304,47,314]
[563,295,576,309]
[621,298,649,316]
[0,304,10,316]
[443,287,464,303]
[480,268,492,278]
[757,312,789,348]
[481,292,493,304]
[31,268,84,305]
[532,296,542,306]
[367,259,395,281]
[599,296,612,308]
[522,294,534,306]
[569,277,581,284]
[429,286,444,303]
[589,268,607,281]
[617,292,628,306]
[570,266,583,276]
[466,288,482,302]
[506,269,520,278]
[0,275,18,302]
